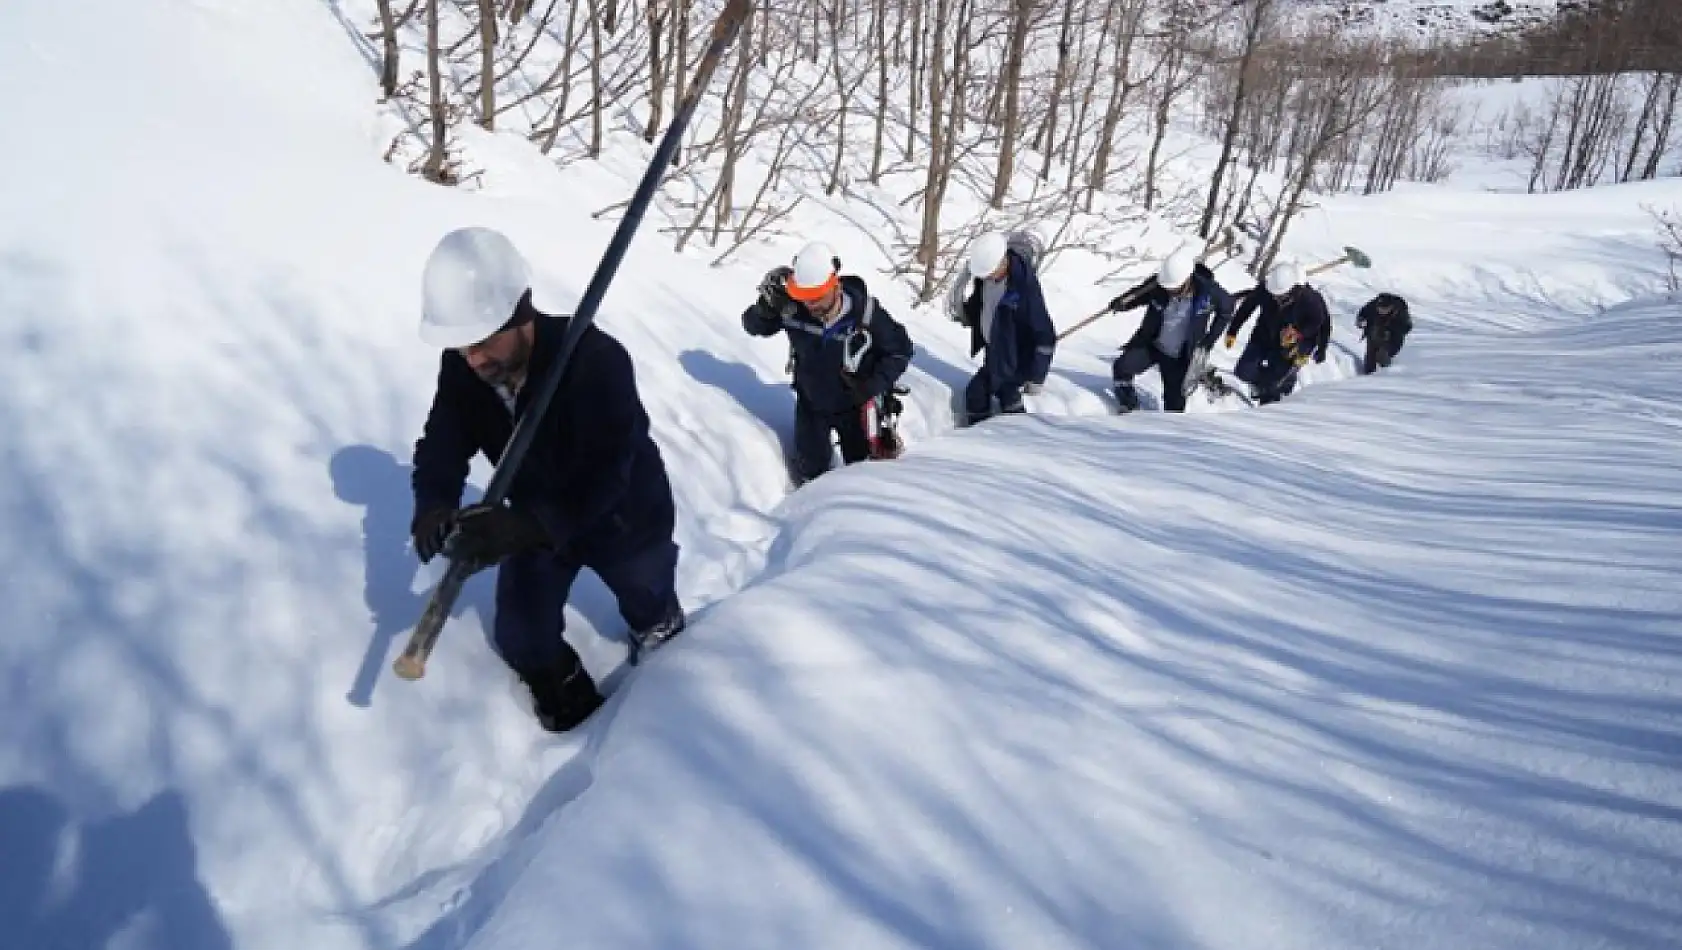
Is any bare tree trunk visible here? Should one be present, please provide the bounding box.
[376,0,400,97]
[422,0,449,182]
[589,0,604,157]
[674,0,690,123]
[477,0,497,129]
[870,0,889,182]
[1623,71,1663,181]
[712,15,755,242]
[1143,6,1199,212]
[1065,0,1117,193]
[1034,0,1078,180]
[535,0,582,153]
[990,0,1034,208]
[917,0,955,280]
[645,0,668,141]
[1085,0,1144,211]
[1199,0,1272,238]
[906,0,925,160]
[1641,73,1680,180]
[826,0,851,194]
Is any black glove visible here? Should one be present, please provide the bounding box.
[1314,349,1326,364]
[841,373,873,404]
[1107,294,1127,312]
[411,507,457,563]
[759,266,794,312]
[444,503,551,568]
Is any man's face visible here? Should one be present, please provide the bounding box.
[810,284,844,323]
[459,322,534,388]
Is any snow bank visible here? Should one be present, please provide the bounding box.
[1,1,1679,949]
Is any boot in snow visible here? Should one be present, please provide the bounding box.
[519,655,605,733]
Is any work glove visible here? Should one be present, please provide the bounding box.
[1107,295,1128,312]
[841,372,876,405]
[759,266,795,314]
[1313,349,1326,364]
[1023,381,1043,395]
[1224,333,1237,349]
[411,507,457,564]
[1291,352,1310,368]
[445,502,551,569]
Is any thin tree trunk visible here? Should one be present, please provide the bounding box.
[870,0,889,182]
[478,0,497,129]
[1035,0,1077,179]
[376,0,399,97]
[1641,73,1680,180]
[589,0,604,157]
[423,0,449,181]
[1199,0,1271,238]
[535,0,582,153]
[916,0,955,280]
[645,0,668,141]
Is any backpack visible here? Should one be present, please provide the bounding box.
[946,229,1045,323]
[1004,230,1044,276]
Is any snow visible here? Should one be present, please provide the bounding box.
[1282,0,1564,40]
[2,1,1679,950]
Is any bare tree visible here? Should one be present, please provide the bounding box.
[376,0,401,97]
[478,0,497,129]
[1032,0,1079,180]
[1085,0,1149,212]
[1652,204,1682,292]
[1198,0,1274,238]
[1251,37,1389,272]
[1141,1,1204,212]
[421,0,451,182]
[990,0,1036,208]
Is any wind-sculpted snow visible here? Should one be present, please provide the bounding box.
[0,0,1678,948]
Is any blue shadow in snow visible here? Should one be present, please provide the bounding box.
[331,445,496,708]
[678,348,795,453]
[0,786,233,950]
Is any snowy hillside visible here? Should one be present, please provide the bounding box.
[1289,0,1565,39]
[2,1,1679,950]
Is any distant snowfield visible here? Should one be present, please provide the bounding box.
[0,2,1678,950]
[1284,0,1564,39]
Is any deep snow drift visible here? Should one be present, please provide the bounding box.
[1,1,1679,949]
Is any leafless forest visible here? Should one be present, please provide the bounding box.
[355,0,1682,298]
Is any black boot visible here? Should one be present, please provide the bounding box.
[628,602,687,665]
[520,655,604,733]
[1112,382,1140,412]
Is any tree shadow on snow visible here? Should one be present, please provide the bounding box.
[905,346,975,426]
[678,349,795,453]
[330,445,498,708]
[0,785,233,950]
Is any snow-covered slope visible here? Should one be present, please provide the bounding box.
[2,1,1678,950]
[1288,0,1565,39]
[464,296,1682,950]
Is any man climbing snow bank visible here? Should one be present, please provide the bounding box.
[409,226,686,733]
[743,241,913,484]
[1224,260,1330,406]
[953,230,1057,425]
[1105,248,1235,413]
[1356,292,1412,375]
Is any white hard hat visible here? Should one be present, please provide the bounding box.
[1266,260,1305,296]
[419,227,532,348]
[1157,250,1197,289]
[968,231,1009,278]
[787,241,840,302]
